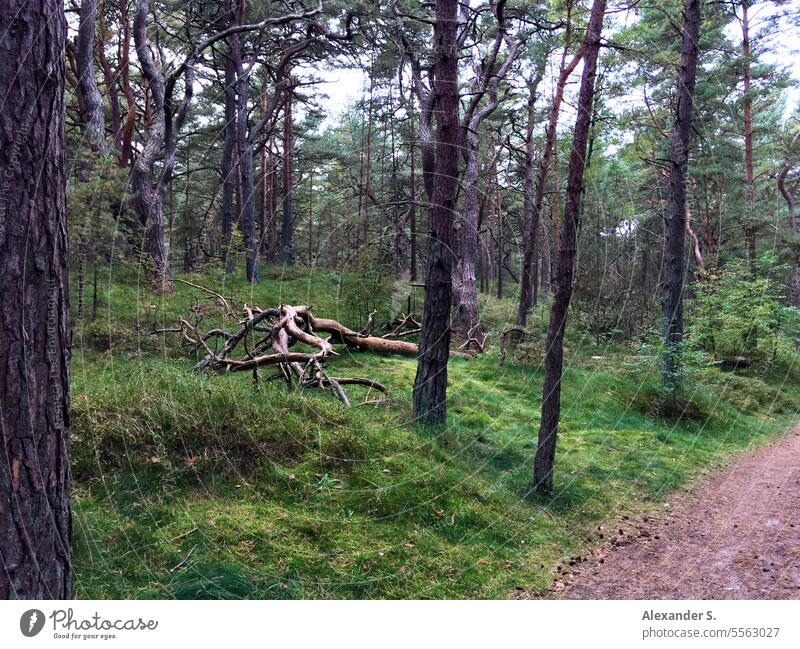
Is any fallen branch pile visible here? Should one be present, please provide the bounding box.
[161,297,473,406]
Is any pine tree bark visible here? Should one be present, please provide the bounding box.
[118,0,136,167]
[778,130,800,307]
[452,5,518,347]
[534,0,607,494]
[660,0,702,386]
[76,0,107,154]
[0,0,72,599]
[281,85,294,265]
[220,35,237,274]
[231,0,258,282]
[741,1,757,268]
[412,0,460,424]
[96,1,122,152]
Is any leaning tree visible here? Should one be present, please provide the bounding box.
[533,0,607,494]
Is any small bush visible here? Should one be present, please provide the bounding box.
[630,385,715,424]
[686,256,800,371]
[74,318,137,352]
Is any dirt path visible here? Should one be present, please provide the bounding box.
[560,427,800,599]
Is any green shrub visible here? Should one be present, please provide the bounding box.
[686,255,800,370]
[337,247,394,329]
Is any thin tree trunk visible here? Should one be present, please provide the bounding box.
[742,1,757,269]
[515,65,547,321]
[231,0,258,282]
[131,0,194,293]
[281,85,294,265]
[77,0,107,154]
[660,0,702,386]
[534,0,607,495]
[260,87,271,261]
[540,216,551,298]
[0,0,72,599]
[778,130,800,306]
[118,0,136,167]
[517,17,586,326]
[495,180,503,299]
[412,0,459,424]
[220,36,237,274]
[96,1,122,152]
[307,168,314,265]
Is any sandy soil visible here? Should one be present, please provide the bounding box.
[559,427,800,599]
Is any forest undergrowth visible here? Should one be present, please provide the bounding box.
[70,267,800,599]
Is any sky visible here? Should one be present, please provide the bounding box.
[308,0,800,126]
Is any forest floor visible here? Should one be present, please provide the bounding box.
[558,425,800,599]
[69,267,800,598]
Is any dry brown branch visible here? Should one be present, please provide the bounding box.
[166,304,473,406]
[174,278,237,317]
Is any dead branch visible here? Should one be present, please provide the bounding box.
[167,304,472,406]
[174,278,238,317]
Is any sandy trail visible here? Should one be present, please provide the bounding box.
[561,427,800,599]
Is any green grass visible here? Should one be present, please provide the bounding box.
[70,266,800,598]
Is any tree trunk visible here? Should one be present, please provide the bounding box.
[540,216,551,299]
[0,0,72,599]
[409,143,418,281]
[231,0,258,282]
[453,133,484,343]
[778,130,800,307]
[131,0,194,293]
[741,1,756,269]
[515,63,548,324]
[452,9,517,347]
[76,0,107,154]
[260,89,272,262]
[412,0,460,424]
[281,86,294,265]
[659,0,701,387]
[96,1,122,152]
[220,36,237,274]
[534,0,607,495]
[495,180,503,299]
[118,0,136,167]
[517,29,587,326]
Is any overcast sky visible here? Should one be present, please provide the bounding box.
[310,0,800,126]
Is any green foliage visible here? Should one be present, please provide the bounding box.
[686,256,800,368]
[337,247,394,329]
[68,152,135,268]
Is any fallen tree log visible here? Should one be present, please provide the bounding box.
[294,307,474,359]
[167,302,468,407]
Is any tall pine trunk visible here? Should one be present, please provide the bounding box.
[281,87,294,265]
[220,36,237,274]
[517,30,586,326]
[661,0,702,386]
[778,130,800,307]
[231,0,258,282]
[741,1,756,268]
[0,0,72,599]
[534,0,607,494]
[76,0,107,154]
[412,0,459,424]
